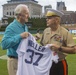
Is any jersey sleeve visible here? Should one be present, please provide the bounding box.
[16,38,28,56]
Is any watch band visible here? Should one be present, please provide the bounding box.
[58,46,62,51]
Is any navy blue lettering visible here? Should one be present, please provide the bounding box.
[25,49,43,66]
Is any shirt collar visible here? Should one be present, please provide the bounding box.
[46,25,61,35]
[14,19,28,31]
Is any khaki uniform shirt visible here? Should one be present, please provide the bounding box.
[40,26,76,61]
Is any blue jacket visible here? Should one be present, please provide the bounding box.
[1,19,28,57]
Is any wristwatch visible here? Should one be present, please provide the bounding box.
[58,46,62,51]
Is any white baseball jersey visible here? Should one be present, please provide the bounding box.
[16,33,59,75]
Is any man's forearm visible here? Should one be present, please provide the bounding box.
[59,46,76,54]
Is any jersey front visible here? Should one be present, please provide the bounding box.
[16,34,59,75]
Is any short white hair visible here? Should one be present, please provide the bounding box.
[14,4,29,15]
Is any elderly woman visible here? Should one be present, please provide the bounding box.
[1,4,29,75]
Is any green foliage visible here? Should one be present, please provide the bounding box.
[7,17,14,24]
[0,25,7,31]
[7,17,47,29]
[0,17,46,31]
[29,18,46,29]
[0,28,5,31]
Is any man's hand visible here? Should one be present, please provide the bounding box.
[50,44,60,52]
[20,32,29,38]
[35,33,41,40]
[50,44,76,54]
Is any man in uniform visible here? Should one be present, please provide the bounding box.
[40,9,76,75]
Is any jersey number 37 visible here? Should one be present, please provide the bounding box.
[25,49,43,66]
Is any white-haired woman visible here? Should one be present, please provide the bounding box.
[1,4,29,75]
